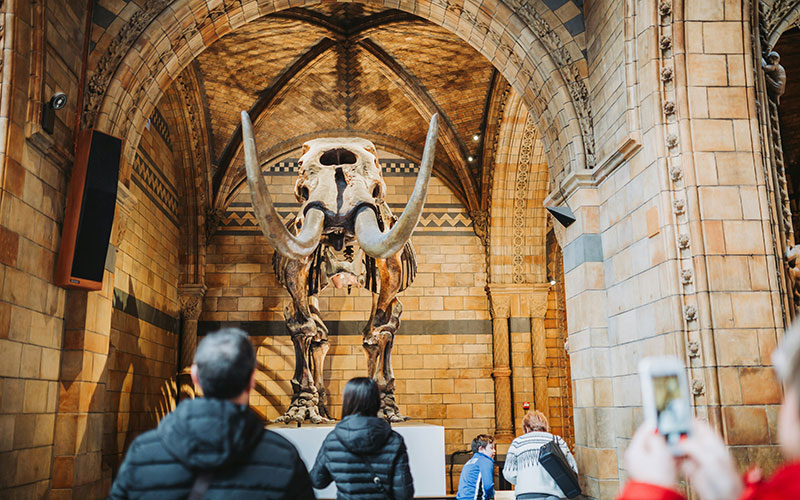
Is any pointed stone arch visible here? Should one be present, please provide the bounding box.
[87,0,593,195]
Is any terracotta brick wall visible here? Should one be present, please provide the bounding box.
[0,1,82,496]
[201,154,501,453]
[103,113,181,475]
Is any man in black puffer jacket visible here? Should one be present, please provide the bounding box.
[108,328,315,500]
[310,377,414,500]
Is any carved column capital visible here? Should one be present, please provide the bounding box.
[527,290,549,319]
[179,284,207,321]
[489,293,510,319]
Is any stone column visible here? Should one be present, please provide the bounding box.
[178,284,206,400]
[529,289,550,418]
[488,291,514,443]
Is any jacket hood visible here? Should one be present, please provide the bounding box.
[158,397,265,469]
[333,414,392,454]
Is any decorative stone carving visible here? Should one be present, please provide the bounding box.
[504,0,595,167]
[661,66,674,82]
[663,101,676,115]
[684,304,697,322]
[666,133,679,149]
[82,1,172,128]
[691,378,705,396]
[179,293,203,321]
[513,115,538,284]
[660,35,672,51]
[681,268,693,285]
[762,51,786,103]
[688,341,700,358]
[469,209,489,249]
[670,166,683,181]
[659,0,672,16]
[205,208,224,241]
[764,0,797,38]
[673,199,686,215]
[678,233,690,249]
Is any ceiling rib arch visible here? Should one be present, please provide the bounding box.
[213,38,337,206]
[359,38,479,210]
[479,72,511,211]
[94,0,590,199]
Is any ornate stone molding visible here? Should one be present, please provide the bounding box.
[764,0,800,45]
[502,0,595,168]
[179,285,206,321]
[179,283,207,369]
[512,114,538,283]
[82,0,171,128]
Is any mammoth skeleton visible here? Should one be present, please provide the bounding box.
[241,111,438,423]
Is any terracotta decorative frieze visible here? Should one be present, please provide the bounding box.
[502,0,596,168]
[82,0,172,128]
[512,114,538,284]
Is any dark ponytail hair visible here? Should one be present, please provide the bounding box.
[341,377,380,417]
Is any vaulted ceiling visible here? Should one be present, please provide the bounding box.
[171,3,511,211]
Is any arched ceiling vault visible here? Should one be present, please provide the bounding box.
[91,0,592,215]
[193,5,493,210]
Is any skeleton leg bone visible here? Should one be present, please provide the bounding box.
[363,254,407,421]
[275,263,333,424]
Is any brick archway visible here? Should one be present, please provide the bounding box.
[90,0,592,192]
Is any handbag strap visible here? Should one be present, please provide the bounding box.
[356,454,393,500]
[187,471,213,500]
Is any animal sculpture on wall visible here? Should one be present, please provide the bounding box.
[241,111,438,423]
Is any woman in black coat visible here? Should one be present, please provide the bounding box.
[310,377,414,500]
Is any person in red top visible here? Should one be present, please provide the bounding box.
[617,325,800,500]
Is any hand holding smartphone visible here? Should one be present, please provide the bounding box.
[639,356,692,454]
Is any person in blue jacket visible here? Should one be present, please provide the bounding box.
[457,434,496,500]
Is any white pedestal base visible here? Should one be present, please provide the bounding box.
[269,422,445,499]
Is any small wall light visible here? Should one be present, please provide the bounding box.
[467,156,474,162]
[42,92,67,135]
[472,134,480,141]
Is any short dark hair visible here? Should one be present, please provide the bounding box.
[471,434,495,453]
[341,377,380,417]
[194,328,255,399]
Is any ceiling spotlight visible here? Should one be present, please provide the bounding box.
[473,134,480,141]
[467,156,474,162]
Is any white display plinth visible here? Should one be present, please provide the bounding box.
[268,422,445,499]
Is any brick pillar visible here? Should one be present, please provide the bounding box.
[51,284,114,500]
[50,182,134,499]
[177,284,206,400]
[529,289,550,418]
[488,291,513,443]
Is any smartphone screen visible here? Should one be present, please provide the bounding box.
[652,374,691,441]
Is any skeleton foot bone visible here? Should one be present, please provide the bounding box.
[274,390,335,424]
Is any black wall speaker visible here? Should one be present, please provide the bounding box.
[56,129,122,290]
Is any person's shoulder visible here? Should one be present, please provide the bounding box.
[121,428,167,465]
[259,428,302,453]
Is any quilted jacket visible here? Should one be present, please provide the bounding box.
[310,414,414,500]
[108,398,315,499]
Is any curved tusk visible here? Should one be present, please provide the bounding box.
[355,113,438,259]
[241,111,323,260]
